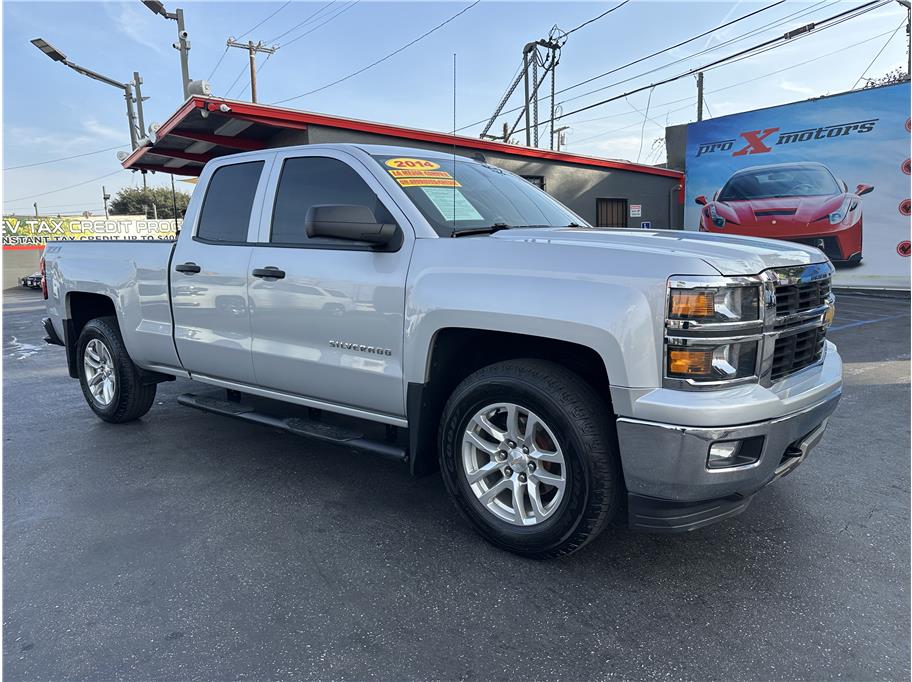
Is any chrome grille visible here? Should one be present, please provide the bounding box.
[771,327,826,381]
[774,276,831,319]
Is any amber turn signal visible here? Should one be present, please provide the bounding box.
[668,349,712,376]
[669,290,715,319]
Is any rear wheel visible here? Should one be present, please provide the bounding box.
[77,317,156,423]
[439,359,622,558]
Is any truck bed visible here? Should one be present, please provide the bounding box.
[43,240,183,374]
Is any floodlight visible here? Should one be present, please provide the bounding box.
[31,38,67,62]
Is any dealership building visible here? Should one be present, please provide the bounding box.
[120,96,684,230]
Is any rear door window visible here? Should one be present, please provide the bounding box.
[196,161,264,243]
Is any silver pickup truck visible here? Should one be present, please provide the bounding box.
[42,143,843,558]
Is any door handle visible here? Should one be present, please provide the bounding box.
[252,266,286,280]
[175,262,201,274]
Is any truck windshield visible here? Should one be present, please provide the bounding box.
[718,166,840,201]
[370,154,585,236]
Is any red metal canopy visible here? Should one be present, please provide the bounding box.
[122,96,683,180]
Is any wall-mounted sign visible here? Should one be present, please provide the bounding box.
[640,221,652,229]
[683,82,910,289]
[2,215,179,250]
[630,204,642,217]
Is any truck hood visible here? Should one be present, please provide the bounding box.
[491,227,827,276]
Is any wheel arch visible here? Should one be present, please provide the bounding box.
[62,292,118,378]
[406,327,615,476]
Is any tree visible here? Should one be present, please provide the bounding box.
[863,67,909,89]
[109,186,192,219]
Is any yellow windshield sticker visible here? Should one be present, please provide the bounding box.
[385,157,441,170]
[396,177,461,187]
[388,169,453,179]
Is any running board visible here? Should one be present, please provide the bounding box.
[177,393,408,463]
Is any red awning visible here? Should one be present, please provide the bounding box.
[122,96,683,180]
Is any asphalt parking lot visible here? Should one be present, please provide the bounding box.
[3,286,909,681]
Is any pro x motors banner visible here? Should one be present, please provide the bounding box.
[683,82,910,289]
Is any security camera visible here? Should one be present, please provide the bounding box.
[148,121,161,135]
[178,30,188,40]
[116,151,130,162]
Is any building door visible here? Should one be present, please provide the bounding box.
[596,198,628,227]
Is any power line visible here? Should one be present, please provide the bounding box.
[511,0,891,136]
[279,0,361,48]
[3,170,125,204]
[272,0,481,104]
[564,1,631,36]
[207,46,230,81]
[636,87,654,162]
[236,0,291,41]
[267,0,340,43]
[4,145,128,171]
[457,0,796,133]
[224,60,250,98]
[567,25,898,147]
[852,17,907,88]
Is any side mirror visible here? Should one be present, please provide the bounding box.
[856,184,874,196]
[306,205,398,247]
[694,195,708,206]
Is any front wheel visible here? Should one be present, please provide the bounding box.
[77,316,156,423]
[439,359,622,559]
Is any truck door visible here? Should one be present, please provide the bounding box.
[170,158,271,384]
[247,149,413,418]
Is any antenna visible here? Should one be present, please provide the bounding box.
[452,52,457,232]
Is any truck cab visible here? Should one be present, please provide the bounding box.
[42,143,843,558]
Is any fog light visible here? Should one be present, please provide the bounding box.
[708,441,741,468]
[707,437,764,469]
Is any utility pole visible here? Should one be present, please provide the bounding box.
[142,1,192,100]
[553,125,570,151]
[696,71,704,122]
[171,174,180,232]
[102,186,110,219]
[226,38,277,103]
[898,0,912,78]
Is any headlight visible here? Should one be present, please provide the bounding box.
[665,278,764,389]
[666,341,759,382]
[708,204,726,228]
[828,197,852,224]
[668,286,760,323]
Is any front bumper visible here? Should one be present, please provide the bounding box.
[616,351,842,532]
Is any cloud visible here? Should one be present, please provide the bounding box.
[779,80,816,96]
[81,118,127,142]
[106,3,169,56]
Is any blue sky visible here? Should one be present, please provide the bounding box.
[3,0,909,215]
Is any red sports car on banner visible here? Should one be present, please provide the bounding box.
[696,162,872,265]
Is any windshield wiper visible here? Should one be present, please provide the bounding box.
[452,222,511,237]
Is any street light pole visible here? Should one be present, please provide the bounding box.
[142,1,191,100]
[30,38,141,149]
[133,71,147,136]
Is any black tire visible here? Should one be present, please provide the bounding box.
[439,359,622,559]
[76,316,156,423]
